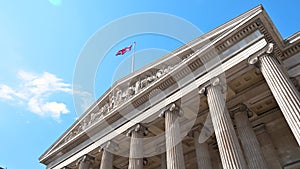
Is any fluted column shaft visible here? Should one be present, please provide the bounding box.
[128,124,145,169]
[207,84,247,169]
[164,104,185,169]
[77,155,94,169]
[193,131,212,169]
[99,149,113,169]
[210,149,223,169]
[254,124,281,169]
[234,108,268,169]
[99,141,118,169]
[258,54,300,145]
[78,161,90,169]
[161,153,167,169]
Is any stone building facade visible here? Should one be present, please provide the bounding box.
[39,5,300,169]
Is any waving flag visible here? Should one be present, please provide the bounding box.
[115,42,136,73]
[115,45,132,56]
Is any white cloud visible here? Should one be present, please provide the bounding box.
[0,84,17,100]
[42,101,70,119]
[18,70,36,81]
[19,71,71,96]
[0,70,72,120]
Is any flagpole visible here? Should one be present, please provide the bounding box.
[131,42,136,73]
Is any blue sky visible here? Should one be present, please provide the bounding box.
[0,1,299,169]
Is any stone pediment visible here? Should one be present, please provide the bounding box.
[39,5,288,165]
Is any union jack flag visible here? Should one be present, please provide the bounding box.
[115,45,132,56]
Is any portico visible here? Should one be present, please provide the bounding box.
[40,5,300,169]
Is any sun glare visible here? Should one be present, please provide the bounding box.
[48,0,62,6]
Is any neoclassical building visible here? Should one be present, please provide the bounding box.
[39,5,300,169]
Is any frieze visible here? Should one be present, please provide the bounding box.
[216,20,260,53]
[283,42,300,59]
[62,63,180,145]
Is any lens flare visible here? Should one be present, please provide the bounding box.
[48,0,62,6]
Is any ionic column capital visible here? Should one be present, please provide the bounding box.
[189,124,214,145]
[199,77,226,96]
[76,154,95,166]
[188,124,202,137]
[248,43,274,65]
[253,123,267,135]
[188,124,205,137]
[230,103,253,118]
[100,140,119,152]
[159,103,182,118]
[126,123,148,137]
[188,129,199,138]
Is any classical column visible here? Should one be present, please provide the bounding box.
[233,104,268,169]
[192,130,212,169]
[206,134,222,169]
[204,78,248,169]
[254,124,282,169]
[156,145,167,169]
[248,43,300,145]
[210,149,223,169]
[76,154,94,169]
[99,141,119,169]
[159,103,185,169]
[161,153,167,169]
[127,124,147,169]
